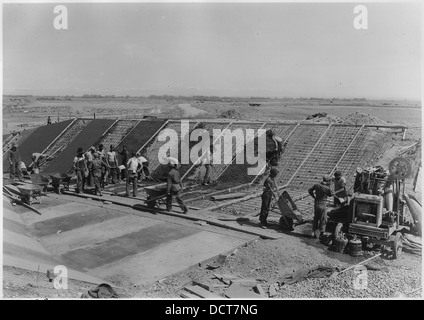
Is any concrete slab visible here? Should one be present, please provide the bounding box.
[3,255,109,286]
[61,223,200,271]
[26,202,95,223]
[28,207,128,237]
[89,230,253,284]
[40,215,164,255]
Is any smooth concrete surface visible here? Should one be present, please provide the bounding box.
[3,194,254,285]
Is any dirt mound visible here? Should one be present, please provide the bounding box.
[344,112,389,125]
[305,113,344,124]
[219,109,243,119]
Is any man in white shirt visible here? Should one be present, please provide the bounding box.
[126,151,139,197]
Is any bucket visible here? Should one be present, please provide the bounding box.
[348,239,363,257]
[334,237,348,253]
[320,232,333,246]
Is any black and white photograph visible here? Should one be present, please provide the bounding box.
[1,0,422,303]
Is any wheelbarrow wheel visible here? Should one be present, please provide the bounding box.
[392,232,403,259]
[146,196,156,208]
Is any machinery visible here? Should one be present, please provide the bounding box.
[327,157,413,259]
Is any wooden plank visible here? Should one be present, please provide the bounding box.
[211,193,247,201]
[254,284,267,297]
[184,285,222,299]
[180,290,200,299]
[225,283,263,299]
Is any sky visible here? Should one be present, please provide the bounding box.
[2,2,422,100]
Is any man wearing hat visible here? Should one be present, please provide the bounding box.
[29,152,51,174]
[333,170,347,206]
[259,167,279,229]
[73,147,88,193]
[8,142,23,181]
[166,157,188,214]
[308,176,333,238]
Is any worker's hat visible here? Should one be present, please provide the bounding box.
[77,147,84,153]
[322,175,331,185]
[334,170,342,178]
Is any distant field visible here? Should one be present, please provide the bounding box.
[2,96,421,134]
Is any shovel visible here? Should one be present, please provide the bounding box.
[329,253,382,279]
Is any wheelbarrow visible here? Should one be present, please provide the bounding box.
[144,184,168,208]
[49,173,72,194]
[271,190,304,230]
[15,184,45,205]
[30,173,50,192]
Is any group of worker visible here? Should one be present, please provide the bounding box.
[8,142,51,181]
[72,145,152,196]
[259,165,347,239]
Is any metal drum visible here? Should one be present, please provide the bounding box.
[348,238,363,257]
[334,237,348,253]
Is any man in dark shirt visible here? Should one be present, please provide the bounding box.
[166,158,188,214]
[308,176,333,238]
[8,143,23,181]
[259,168,279,229]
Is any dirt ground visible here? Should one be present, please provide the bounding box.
[2,96,422,299]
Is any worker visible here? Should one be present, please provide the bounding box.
[126,152,139,197]
[106,145,119,184]
[259,168,279,229]
[73,147,88,194]
[84,147,95,187]
[308,175,333,239]
[96,144,107,187]
[201,145,214,186]
[333,170,347,206]
[30,152,50,174]
[47,116,52,125]
[166,157,188,214]
[266,130,283,166]
[136,152,153,181]
[90,152,107,196]
[119,145,130,181]
[8,143,23,181]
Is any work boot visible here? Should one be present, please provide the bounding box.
[260,222,268,229]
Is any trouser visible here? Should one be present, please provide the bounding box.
[102,167,108,185]
[10,162,23,180]
[126,172,138,197]
[86,162,93,186]
[143,165,150,177]
[313,202,327,233]
[121,168,127,180]
[93,174,102,194]
[334,197,341,206]
[259,191,273,223]
[108,167,118,184]
[76,170,86,193]
[203,164,213,184]
[166,189,188,213]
